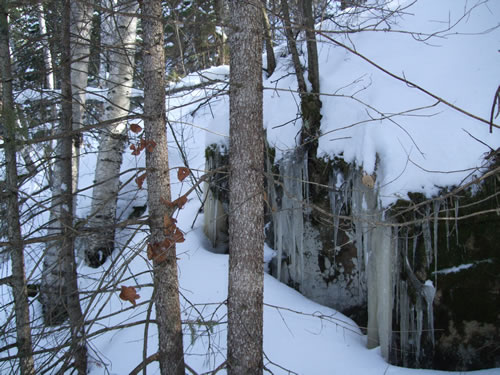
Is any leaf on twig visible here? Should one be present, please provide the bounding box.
[160,194,188,209]
[146,140,156,152]
[163,216,185,242]
[147,239,180,263]
[136,173,147,189]
[173,195,188,209]
[119,285,140,306]
[171,227,185,243]
[130,123,143,133]
[164,216,177,231]
[130,144,141,156]
[177,167,190,182]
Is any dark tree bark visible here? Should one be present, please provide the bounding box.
[299,0,322,155]
[0,1,35,373]
[281,0,307,95]
[227,1,264,374]
[140,0,186,374]
[54,1,87,372]
[261,3,276,77]
[282,0,322,201]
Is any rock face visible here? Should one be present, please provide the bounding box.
[389,157,500,370]
[204,143,500,371]
[267,150,368,314]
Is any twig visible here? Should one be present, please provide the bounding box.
[129,352,159,375]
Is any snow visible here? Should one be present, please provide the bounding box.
[433,259,493,275]
[189,0,500,207]
[77,2,500,372]
[2,0,500,374]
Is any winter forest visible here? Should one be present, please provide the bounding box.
[0,0,499,374]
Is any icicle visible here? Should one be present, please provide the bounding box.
[275,210,282,280]
[416,295,423,365]
[412,215,418,267]
[433,200,440,286]
[212,193,218,246]
[329,173,343,261]
[422,204,432,267]
[409,304,415,358]
[444,199,450,252]
[400,280,409,366]
[423,280,436,347]
[277,151,305,290]
[302,150,310,210]
[454,197,459,245]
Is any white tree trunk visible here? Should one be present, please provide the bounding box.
[40,0,92,328]
[70,0,92,201]
[37,0,55,90]
[86,0,138,267]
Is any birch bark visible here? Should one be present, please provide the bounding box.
[0,2,35,373]
[227,1,264,373]
[86,0,139,267]
[39,5,89,355]
[70,0,92,200]
[37,0,54,90]
[140,0,186,373]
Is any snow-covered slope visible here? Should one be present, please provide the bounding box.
[3,0,498,373]
[81,2,500,370]
[203,0,500,206]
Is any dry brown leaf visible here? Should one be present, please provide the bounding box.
[362,174,375,189]
[160,197,176,208]
[136,173,147,189]
[146,140,157,152]
[177,167,190,182]
[130,123,143,134]
[172,228,185,243]
[119,285,140,306]
[147,240,176,263]
[164,216,177,231]
[173,195,188,209]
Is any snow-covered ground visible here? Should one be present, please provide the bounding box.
[80,1,500,371]
[1,0,499,373]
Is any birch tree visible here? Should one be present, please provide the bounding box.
[140,0,186,373]
[70,0,92,195]
[37,0,55,90]
[227,1,264,373]
[40,0,93,322]
[86,0,139,267]
[53,1,87,371]
[0,1,35,373]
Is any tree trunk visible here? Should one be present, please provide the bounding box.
[39,2,88,370]
[227,1,264,374]
[86,0,139,267]
[261,3,276,77]
[140,0,186,374]
[0,2,35,373]
[281,0,307,95]
[55,2,88,372]
[40,0,93,325]
[37,0,55,90]
[70,0,92,202]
